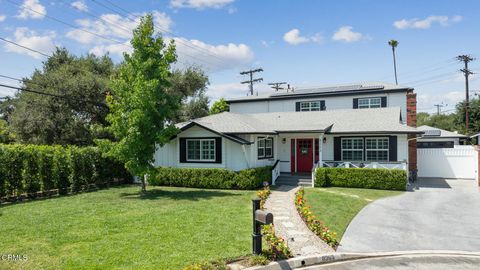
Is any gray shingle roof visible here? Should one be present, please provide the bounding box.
[417,125,467,138]
[226,82,411,103]
[179,107,419,136]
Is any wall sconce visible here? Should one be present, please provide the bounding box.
[323,137,327,144]
[282,138,286,144]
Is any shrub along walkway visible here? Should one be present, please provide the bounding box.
[264,185,334,256]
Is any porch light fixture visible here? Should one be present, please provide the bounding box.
[323,137,327,143]
[282,138,286,144]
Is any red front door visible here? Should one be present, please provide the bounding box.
[296,139,313,172]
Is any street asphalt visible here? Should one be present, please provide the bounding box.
[338,178,480,252]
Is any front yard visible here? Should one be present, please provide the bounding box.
[304,187,404,240]
[0,186,256,270]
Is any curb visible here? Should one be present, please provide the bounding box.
[243,250,480,270]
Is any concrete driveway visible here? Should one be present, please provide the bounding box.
[338,178,480,252]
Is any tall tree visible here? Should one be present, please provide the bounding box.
[210,98,229,115]
[8,48,114,145]
[455,97,480,135]
[99,14,178,192]
[169,66,210,122]
[388,39,399,85]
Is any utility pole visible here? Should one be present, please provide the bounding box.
[433,103,445,115]
[240,68,263,96]
[268,82,287,91]
[456,55,475,132]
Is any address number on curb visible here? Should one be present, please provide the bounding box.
[321,255,335,263]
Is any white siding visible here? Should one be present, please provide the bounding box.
[154,125,252,171]
[230,92,408,123]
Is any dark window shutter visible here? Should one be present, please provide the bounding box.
[389,136,397,161]
[295,102,300,111]
[381,97,387,107]
[215,137,222,163]
[334,137,341,161]
[353,98,358,109]
[320,100,326,111]
[179,138,187,163]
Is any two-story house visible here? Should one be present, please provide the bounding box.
[153,82,420,184]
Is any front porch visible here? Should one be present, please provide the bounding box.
[271,134,409,186]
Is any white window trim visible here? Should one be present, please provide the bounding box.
[365,137,389,162]
[186,139,216,162]
[358,97,382,109]
[299,101,322,111]
[258,137,274,159]
[341,137,364,161]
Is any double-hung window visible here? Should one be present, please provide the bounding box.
[258,137,273,159]
[358,97,382,109]
[299,101,323,111]
[186,139,215,161]
[365,138,389,161]
[341,138,364,161]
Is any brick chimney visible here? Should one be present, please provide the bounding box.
[406,91,417,171]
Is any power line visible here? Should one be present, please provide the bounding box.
[89,0,230,67]
[70,1,209,67]
[240,68,263,96]
[457,54,475,132]
[0,37,50,58]
[6,0,131,48]
[0,83,108,108]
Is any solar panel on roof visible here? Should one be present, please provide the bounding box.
[423,130,441,136]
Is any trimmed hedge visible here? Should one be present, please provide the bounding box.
[149,166,272,190]
[0,144,132,199]
[314,167,407,190]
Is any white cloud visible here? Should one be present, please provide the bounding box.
[66,11,173,45]
[393,15,462,30]
[17,0,46,20]
[0,15,6,22]
[3,27,56,59]
[173,38,254,71]
[332,26,363,42]
[283,28,323,45]
[71,1,88,12]
[170,0,234,9]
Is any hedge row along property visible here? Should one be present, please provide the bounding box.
[315,167,407,190]
[0,144,131,200]
[149,166,272,190]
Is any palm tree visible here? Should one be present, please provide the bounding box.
[388,39,399,85]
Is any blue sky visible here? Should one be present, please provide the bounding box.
[1,0,479,114]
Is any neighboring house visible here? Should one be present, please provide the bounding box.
[416,125,468,148]
[154,108,419,174]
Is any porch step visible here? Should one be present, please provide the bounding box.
[274,174,312,187]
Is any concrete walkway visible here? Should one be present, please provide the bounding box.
[264,185,333,256]
[339,178,480,252]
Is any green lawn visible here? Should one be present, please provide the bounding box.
[0,186,256,270]
[304,187,403,240]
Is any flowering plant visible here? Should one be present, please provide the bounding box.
[295,187,339,248]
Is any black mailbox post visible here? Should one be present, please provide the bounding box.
[252,198,274,255]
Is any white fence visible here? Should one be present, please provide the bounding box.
[417,146,478,179]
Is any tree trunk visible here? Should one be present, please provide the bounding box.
[141,174,147,193]
[392,48,398,85]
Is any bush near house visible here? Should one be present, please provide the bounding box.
[0,144,131,200]
[315,167,407,190]
[150,166,272,190]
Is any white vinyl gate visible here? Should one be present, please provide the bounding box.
[417,146,478,179]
